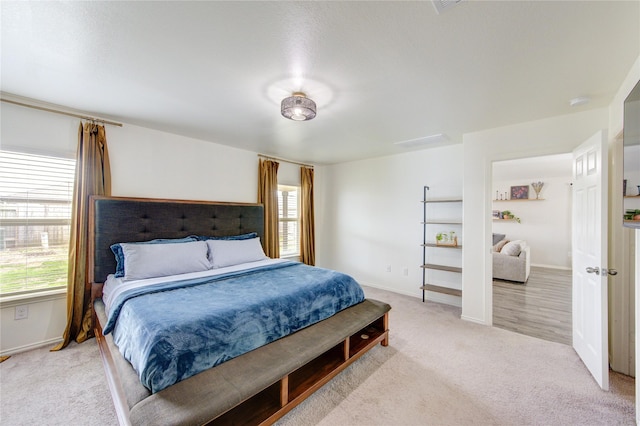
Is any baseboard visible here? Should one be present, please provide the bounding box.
[531,263,571,271]
[460,314,488,325]
[358,281,422,299]
[0,337,63,357]
[358,281,462,308]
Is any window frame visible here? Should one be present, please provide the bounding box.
[277,184,300,258]
[0,149,75,298]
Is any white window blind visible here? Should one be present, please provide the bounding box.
[277,185,299,257]
[0,150,75,295]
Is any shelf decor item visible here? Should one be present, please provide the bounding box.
[624,209,640,221]
[436,232,458,246]
[531,181,544,199]
[500,210,521,223]
[510,185,529,200]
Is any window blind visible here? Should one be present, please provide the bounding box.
[277,185,299,257]
[0,150,75,295]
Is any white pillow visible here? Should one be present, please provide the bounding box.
[121,240,210,281]
[500,241,522,257]
[206,237,268,268]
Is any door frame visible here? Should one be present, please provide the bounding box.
[609,132,635,376]
[481,140,632,375]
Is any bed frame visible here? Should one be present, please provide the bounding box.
[90,196,390,425]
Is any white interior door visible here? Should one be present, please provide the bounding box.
[572,129,609,390]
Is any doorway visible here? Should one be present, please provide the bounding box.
[489,150,635,378]
[491,154,573,344]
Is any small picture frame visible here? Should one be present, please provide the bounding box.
[510,185,529,200]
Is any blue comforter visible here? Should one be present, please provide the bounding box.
[103,261,365,393]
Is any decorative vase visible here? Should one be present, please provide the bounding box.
[531,181,544,200]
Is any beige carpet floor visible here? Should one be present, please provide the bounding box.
[0,286,635,425]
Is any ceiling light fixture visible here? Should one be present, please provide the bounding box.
[281,92,316,121]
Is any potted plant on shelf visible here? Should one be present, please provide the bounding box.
[436,231,458,246]
[501,210,521,223]
[624,209,640,221]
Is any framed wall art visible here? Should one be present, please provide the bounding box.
[510,185,529,200]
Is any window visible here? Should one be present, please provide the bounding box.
[0,150,75,296]
[277,185,299,257]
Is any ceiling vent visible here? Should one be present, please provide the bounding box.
[394,133,449,148]
[432,0,464,15]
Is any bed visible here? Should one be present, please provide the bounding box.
[90,196,391,425]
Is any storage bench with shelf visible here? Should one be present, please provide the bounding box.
[95,298,390,425]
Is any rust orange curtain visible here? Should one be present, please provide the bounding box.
[300,167,315,265]
[257,159,280,258]
[53,122,111,350]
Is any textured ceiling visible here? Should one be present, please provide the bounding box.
[1,1,639,164]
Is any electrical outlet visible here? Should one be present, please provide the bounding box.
[403,267,409,276]
[386,265,392,273]
[15,305,28,320]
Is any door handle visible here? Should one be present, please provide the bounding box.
[585,267,617,276]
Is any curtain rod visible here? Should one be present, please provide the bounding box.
[1,98,123,127]
[258,154,314,168]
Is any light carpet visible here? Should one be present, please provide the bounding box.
[0,286,634,425]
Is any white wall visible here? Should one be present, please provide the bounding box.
[0,101,261,354]
[315,144,463,304]
[277,161,302,187]
[492,170,573,269]
[107,123,257,202]
[461,108,609,324]
[1,101,78,157]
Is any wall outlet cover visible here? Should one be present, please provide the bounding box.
[15,305,28,320]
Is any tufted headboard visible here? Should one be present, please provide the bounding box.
[89,196,264,285]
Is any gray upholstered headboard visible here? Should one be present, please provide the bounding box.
[90,196,264,284]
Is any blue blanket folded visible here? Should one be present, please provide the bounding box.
[104,261,365,393]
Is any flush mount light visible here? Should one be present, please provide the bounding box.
[281,92,316,121]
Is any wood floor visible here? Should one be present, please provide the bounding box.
[493,266,572,345]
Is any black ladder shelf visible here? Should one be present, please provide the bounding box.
[421,185,463,302]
